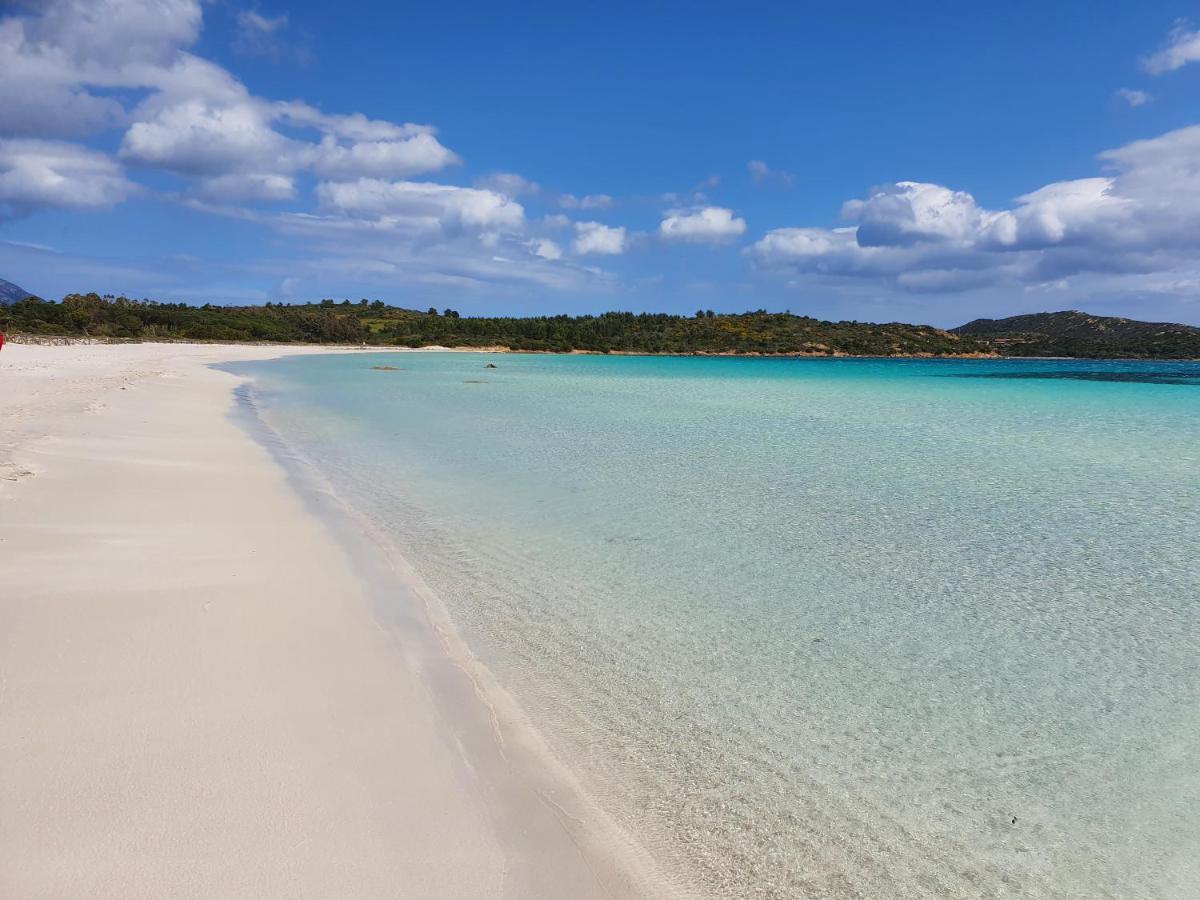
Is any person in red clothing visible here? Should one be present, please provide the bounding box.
[0,331,5,352]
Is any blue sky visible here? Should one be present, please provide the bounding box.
[3,1,1200,325]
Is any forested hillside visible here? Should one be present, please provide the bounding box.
[1,294,987,356]
[8,295,1199,357]
[954,310,1200,359]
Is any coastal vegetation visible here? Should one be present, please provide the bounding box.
[2,293,984,356]
[4,294,1199,358]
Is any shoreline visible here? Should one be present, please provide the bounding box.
[225,367,685,899]
[12,334,1199,361]
[0,342,673,897]
[4,333,999,358]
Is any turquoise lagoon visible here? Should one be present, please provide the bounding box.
[229,354,1199,898]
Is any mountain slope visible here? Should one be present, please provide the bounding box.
[0,277,33,305]
[954,310,1200,359]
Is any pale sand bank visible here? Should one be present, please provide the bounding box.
[0,343,667,898]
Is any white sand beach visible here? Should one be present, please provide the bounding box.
[0,342,661,899]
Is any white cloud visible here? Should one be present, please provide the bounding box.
[274,103,433,142]
[748,159,795,187]
[1143,20,1200,74]
[1115,88,1152,107]
[846,182,1005,247]
[476,172,540,197]
[749,124,1200,292]
[659,206,747,242]
[30,0,203,67]
[315,179,525,234]
[0,139,136,218]
[236,10,288,46]
[0,15,127,138]
[198,172,295,202]
[309,133,461,179]
[0,0,193,139]
[572,221,626,255]
[559,192,613,209]
[233,9,305,62]
[0,0,608,293]
[531,238,563,260]
[239,11,288,34]
[122,99,458,186]
[120,96,291,175]
[3,0,460,200]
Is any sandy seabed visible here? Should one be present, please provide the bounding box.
[0,342,671,899]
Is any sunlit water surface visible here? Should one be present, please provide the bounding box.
[228,354,1200,898]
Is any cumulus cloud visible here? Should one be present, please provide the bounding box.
[1143,20,1200,74]
[531,238,563,260]
[748,159,795,187]
[1115,88,1152,107]
[315,179,525,235]
[846,182,1005,247]
[0,0,210,143]
[309,133,461,179]
[2,0,459,205]
[572,221,626,255]
[118,90,460,188]
[0,0,599,292]
[0,138,136,218]
[0,84,125,139]
[274,103,434,142]
[0,0,186,138]
[749,124,1200,293]
[31,0,203,67]
[198,172,295,202]
[659,206,747,242]
[120,97,290,175]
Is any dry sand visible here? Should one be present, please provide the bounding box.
[0,342,661,899]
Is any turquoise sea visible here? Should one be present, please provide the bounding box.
[228,353,1199,898]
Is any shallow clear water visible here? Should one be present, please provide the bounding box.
[229,353,1200,898]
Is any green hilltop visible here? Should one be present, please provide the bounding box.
[954,310,1200,359]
